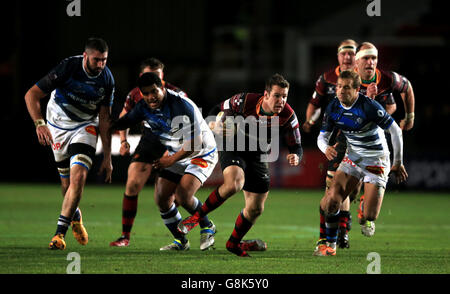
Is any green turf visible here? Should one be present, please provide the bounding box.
[0,183,449,274]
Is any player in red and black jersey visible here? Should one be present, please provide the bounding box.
[177,74,303,257]
[355,42,415,130]
[304,40,359,249]
[110,58,188,247]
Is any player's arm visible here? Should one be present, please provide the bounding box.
[98,105,113,183]
[302,103,321,133]
[399,81,415,131]
[118,107,131,156]
[283,113,303,166]
[387,121,408,183]
[317,108,337,160]
[153,135,201,170]
[24,84,53,146]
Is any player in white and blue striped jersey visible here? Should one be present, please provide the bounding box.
[314,70,407,256]
[24,38,115,250]
[112,72,218,251]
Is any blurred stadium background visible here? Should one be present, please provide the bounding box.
[1,0,449,191]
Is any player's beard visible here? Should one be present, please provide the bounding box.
[85,58,103,76]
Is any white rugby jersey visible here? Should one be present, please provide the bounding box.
[319,93,394,162]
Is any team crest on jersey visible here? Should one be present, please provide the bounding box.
[191,158,208,168]
[85,125,97,136]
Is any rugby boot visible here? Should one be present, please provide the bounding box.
[199,221,216,251]
[49,234,66,250]
[239,239,267,251]
[159,239,190,251]
[177,213,200,235]
[109,235,130,247]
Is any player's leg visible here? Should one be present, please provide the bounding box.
[315,169,360,256]
[110,161,152,246]
[226,191,268,257]
[177,152,245,234]
[359,183,385,237]
[155,175,190,251]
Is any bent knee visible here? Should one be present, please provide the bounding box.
[222,177,245,196]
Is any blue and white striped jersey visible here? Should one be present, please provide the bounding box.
[36,55,115,129]
[117,89,216,162]
[320,93,394,160]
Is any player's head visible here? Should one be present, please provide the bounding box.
[138,72,165,109]
[355,42,378,80]
[83,37,109,76]
[336,70,361,106]
[139,57,165,78]
[337,39,357,71]
[263,74,290,114]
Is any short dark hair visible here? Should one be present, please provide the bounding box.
[265,73,289,92]
[338,70,361,89]
[140,58,164,73]
[85,37,109,53]
[138,72,163,90]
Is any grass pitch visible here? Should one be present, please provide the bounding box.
[0,183,449,274]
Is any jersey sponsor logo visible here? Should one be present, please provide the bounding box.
[342,156,356,167]
[53,142,62,151]
[191,158,208,168]
[365,165,384,175]
[85,125,97,136]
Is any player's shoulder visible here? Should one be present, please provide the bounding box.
[280,102,295,118]
[322,67,340,85]
[56,55,82,71]
[165,82,187,96]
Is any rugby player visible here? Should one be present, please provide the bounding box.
[303,39,359,249]
[110,58,188,247]
[177,74,303,257]
[24,38,115,250]
[354,42,415,227]
[314,70,407,256]
[355,42,415,130]
[111,72,218,251]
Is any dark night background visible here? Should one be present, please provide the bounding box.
[1,0,449,189]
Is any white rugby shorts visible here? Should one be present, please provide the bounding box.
[338,155,390,189]
[47,122,98,163]
[163,148,218,184]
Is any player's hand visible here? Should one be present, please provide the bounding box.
[366,83,378,98]
[399,118,414,131]
[36,125,53,146]
[325,143,339,161]
[286,153,299,166]
[211,120,235,137]
[99,156,113,183]
[390,164,408,184]
[302,121,312,133]
[119,140,131,156]
[152,151,174,170]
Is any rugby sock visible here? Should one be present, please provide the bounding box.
[122,194,138,239]
[184,197,212,228]
[226,211,252,257]
[55,215,72,236]
[325,210,340,247]
[200,187,226,217]
[339,210,352,233]
[160,204,188,244]
[72,207,81,222]
[319,207,326,240]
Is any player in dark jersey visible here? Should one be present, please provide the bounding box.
[314,71,407,256]
[24,38,115,250]
[110,58,189,247]
[355,42,415,130]
[303,40,359,249]
[354,42,415,223]
[177,74,303,257]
